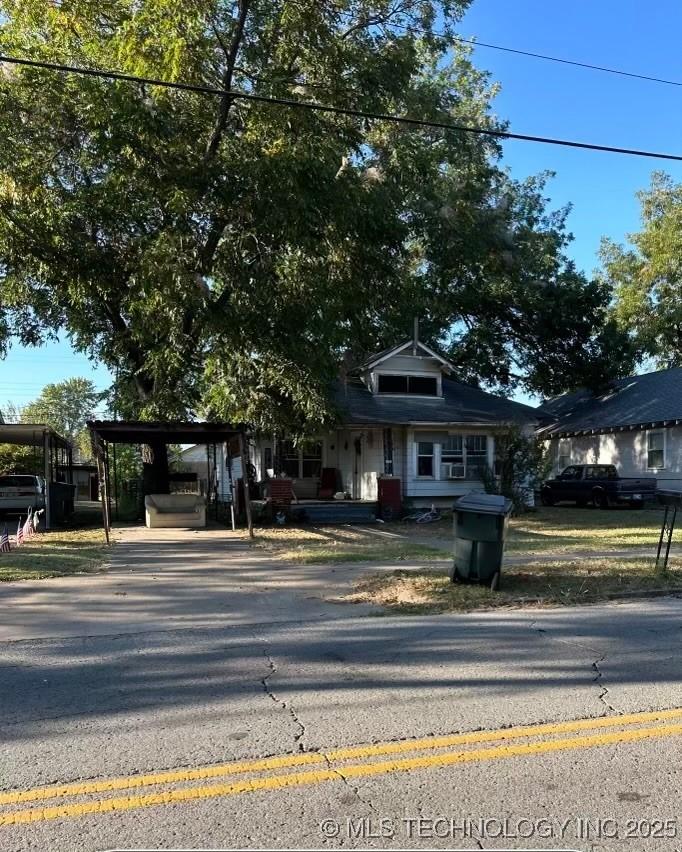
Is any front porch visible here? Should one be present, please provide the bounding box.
[251,497,378,525]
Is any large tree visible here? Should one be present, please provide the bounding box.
[602,172,682,367]
[21,377,101,458]
[0,0,632,443]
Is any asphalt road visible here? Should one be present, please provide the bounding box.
[2,528,682,851]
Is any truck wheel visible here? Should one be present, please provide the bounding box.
[631,500,644,510]
[540,490,554,507]
[593,490,610,509]
[576,499,587,508]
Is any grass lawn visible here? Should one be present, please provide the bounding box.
[407,505,673,554]
[254,525,444,564]
[0,527,109,581]
[255,505,672,564]
[340,557,682,614]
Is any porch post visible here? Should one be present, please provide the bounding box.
[239,432,254,539]
[43,429,52,530]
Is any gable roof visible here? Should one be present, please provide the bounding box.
[538,367,682,437]
[333,377,539,426]
[357,339,456,373]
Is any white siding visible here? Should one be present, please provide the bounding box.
[545,427,682,487]
[404,428,490,500]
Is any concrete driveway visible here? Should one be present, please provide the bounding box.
[3,525,682,850]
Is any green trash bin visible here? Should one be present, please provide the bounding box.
[449,493,512,590]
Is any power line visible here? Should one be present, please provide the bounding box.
[339,12,682,88]
[1,53,681,161]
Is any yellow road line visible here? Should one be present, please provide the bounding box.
[3,706,682,807]
[3,720,682,826]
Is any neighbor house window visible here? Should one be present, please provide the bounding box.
[417,442,434,477]
[647,430,665,469]
[558,451,570,471]
[280,440,322,478]
[377,374,438,395]
[466,435,488,478]
[441,437,464,479]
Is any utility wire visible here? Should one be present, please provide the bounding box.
[339,12,682,88]
[1,53,681,161]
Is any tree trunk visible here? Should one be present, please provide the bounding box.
[142,441,170,495]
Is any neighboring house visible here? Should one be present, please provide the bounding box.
[180,443,241,502]
[539,367,682,488]
[249,333,540,508]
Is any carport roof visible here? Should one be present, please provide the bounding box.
[0,423,71,448]
[87,420,245,444]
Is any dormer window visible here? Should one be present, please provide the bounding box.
[377,374,439,396]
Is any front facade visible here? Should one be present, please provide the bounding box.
[539,367,682,488]
[251,336,539,507]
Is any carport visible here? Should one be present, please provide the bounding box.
[87,420,252,542]
[0,423,74,528]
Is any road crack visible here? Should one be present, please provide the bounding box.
[592,654,616,712]
[260,648,306,751]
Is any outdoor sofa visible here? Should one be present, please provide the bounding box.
[144,493,207,528]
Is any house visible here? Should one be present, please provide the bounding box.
[538,366,682,487]
[179,443,242,502]
[249,332,540,513]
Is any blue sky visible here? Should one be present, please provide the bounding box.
[2,0,681,414]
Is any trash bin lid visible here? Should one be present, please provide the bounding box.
[454,493,512,515]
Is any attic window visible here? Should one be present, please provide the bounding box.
[377,374,438,395]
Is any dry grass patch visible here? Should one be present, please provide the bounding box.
[0,527,109,581]
[254,524,443,564]
[340,557,682,614]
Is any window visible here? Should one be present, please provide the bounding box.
[417,442,434,477]
[409,376,438,395]
[279,441,322,478]
[301,441,322,478]
[466,435,488,478]
[441,436,464,479]
[557,442,570,472]
[383,428,394,475]
[378,374,408,393]
[281,440,300,478]
[560,466,582,480]
[377,374,439,395]
[648,430,665,469]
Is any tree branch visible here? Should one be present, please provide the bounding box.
[204,0,251,162]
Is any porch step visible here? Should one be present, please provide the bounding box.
[291,502,378,525]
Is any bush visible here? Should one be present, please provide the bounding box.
[482,426,551,514]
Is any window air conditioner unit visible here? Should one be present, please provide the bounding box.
[443,463,465,479]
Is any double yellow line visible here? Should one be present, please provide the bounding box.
[3,707,682,826]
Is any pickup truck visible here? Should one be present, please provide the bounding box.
[540,464,656,509]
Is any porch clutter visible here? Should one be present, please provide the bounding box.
[144,494,207,529]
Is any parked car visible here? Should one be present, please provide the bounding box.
[0,474,46,515]
[540,464,656,509]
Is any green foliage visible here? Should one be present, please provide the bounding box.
[21,378,101,457]
[0,1,631,431]
[482,425,550,513]
[602,172,682,367]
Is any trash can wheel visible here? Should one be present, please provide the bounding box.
[450,564,461,583]
[490,571,500,592]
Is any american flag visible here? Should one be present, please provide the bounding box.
[23,508,34,540]
[0,525,10,553]
[16,518,24,546]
